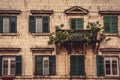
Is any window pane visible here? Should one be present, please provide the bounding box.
[43,57,49,75]
[36,17,42,33]
[10,60,16,75]
[105,60,111,75]
[3,60,8,76]
[112,60,118,75]
[3,17,9,33]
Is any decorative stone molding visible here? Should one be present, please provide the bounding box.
[64,6,89,15]
[100,48,120,52]
[30,10,54,14]
[0,48,21,52]
[99,11,120,15]
[30,48,54,53]
[0,10,21,14]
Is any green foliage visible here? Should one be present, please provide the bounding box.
[48,22,110,45]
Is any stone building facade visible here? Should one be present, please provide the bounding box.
[0,0,120,80]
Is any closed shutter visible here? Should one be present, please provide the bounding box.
[70,55,85,76]
[49,56,56,75]
[104,16,118,33]
[0,56,2,76]
[29,16,36,33]
[15,56,22,76]
[42,16,49,33]
[78,55,85,76]
[70,56,76,76]
[76,18,83,30]
[0,16,3,33]
[70,19,76,29]
[35,56,43,75]
[96,55,105,76]
[10,16,17,33]
[111,16,118,33]
[104,16,111,33]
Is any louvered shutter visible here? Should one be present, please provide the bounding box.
[70,56,85,76]
[70,19,76,30]
[96,55,105,76]
[0,56,2,76]
[49,56,56,75]
[70,56,76,76]
[78,55,85,76]
[0,16,3,33]
[76,18,83,30]
[42,16,49,33]
[10,16,17,33]
[104,16,111,33]
[16,56,22,76]
[29,16,36,33]
[111,16,118,33]
[35,56,43,75]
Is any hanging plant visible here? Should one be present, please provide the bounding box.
[48,22,111,54]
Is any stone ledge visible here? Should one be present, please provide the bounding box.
[0,48,21,52]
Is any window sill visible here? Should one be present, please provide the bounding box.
[0,33,19,36]
[31,33,51,36]
[104,33,119,37]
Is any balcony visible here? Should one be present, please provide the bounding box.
[56,29,99,43]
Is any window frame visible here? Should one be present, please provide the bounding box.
[35,55,56,76]
[29,15,50,33]
[70,18,84,30]
[104,57,119,76]
[2,57,16,76]
[0,15,17,34]
[103,16,118,34]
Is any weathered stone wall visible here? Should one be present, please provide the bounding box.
[0,0,120,79]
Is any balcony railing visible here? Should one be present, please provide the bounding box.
[56,29,94,43]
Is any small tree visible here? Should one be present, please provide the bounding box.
[48,22,110,54]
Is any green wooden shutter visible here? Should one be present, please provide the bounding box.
[35,56,43,75]
[16,56,22,76]
[104,16,118,33]
[78,55,85,76]
[49,56,56,75]
[96,55,104,76]
[104,16,111,33]
[0,56,2,76]
[10,16,17,33]
[29,16,36,33]
[76,18,83,30]
[0,16,3,33]
[111,16,118,33]
[70,19,76,30]
[42,16,49,33]
[70,55,85,76]
[70,56,76,76]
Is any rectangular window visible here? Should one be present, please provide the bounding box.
[70,18,84,30]
[104,57,119,76]
[70,55,85,76]
[0,16,17,33]
[29,16,49,33]
[2,57,16,76]
[35,56,56,76]
[104,16,118,33]
[0,56,22,76]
